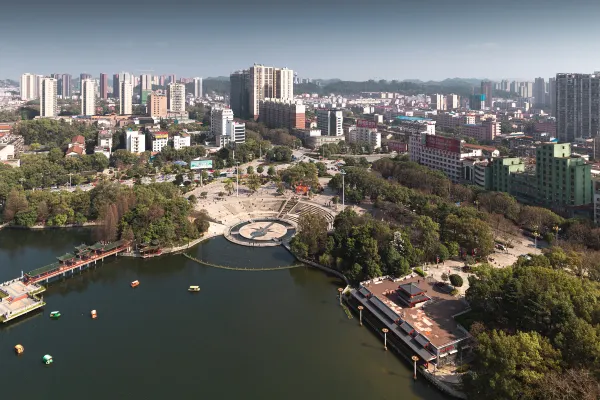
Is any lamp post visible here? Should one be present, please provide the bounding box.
[533,231,540,249]
[411,356,419,380]
[236,161,240,197]
[382,328,389,351]
[337,287,343,305]
[340,169,346,209]
[358,305,364,326]
[553,225,561,241]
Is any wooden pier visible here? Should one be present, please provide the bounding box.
[24,240,131,285]
[1,240,130,324]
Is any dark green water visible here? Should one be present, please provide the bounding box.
[0,229,446,400]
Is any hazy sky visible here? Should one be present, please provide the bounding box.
[2,0,600,81]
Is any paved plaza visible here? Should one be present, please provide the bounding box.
[239,221,289,241]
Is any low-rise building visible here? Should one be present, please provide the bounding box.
[348,121,381,149]
[151,132,169,153]
[305,135,344,149]
[217,121,245,147]
[125,130,146,154]
[173,133,191,149]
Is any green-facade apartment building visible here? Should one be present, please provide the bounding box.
[480,143,593,215]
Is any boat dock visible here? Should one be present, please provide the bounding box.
[1,240,130,324]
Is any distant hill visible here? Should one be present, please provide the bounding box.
[0,79,19,87]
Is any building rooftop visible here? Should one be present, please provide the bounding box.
[362,276,469,348]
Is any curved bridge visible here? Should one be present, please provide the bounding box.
[182,253,303,271]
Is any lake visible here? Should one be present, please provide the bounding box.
[0,229,446,400]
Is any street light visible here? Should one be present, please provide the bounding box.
[236,161,240,197]
[533,231,540,249]
[382,328,389,351]
[553,225,561,241]
[340,169,346,209]
[357,305,364,326]
[337,287,343,305]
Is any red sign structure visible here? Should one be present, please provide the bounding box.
[425,135,460,153]
[357,119,377,129]
[387,140,408,153]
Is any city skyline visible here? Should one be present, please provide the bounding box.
[2,0,600,81]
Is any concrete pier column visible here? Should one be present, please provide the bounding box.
[412,356,419,380]
[338,288,343,305]
[358,305,364,326]
[382,328,389,351]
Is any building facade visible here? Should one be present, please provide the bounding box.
[40,77,58,118]
[120,81,133,115]
[556,73,600,142]
[536,143,592,209]
[151,132,169,152]
[148,94,167,118]
[258,99,305,131]
[210,108,234,138]
[99,73,108,99]
[481,81,493,109]
[125,130,145,153]
[193,77,203,98]
[348,126,381,149]
[231,64,294,119]
[80,79,96,116]
[167,83,186,114]
[173,133,191,149]
[20,73,37,101]
[317,109,343,136]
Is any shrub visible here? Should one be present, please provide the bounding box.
[450,289,459,296]
[414,267,426,277]
[449,274,464,287]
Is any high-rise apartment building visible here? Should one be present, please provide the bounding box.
[167,83,186,114]
[140,74,152,90]
[168,74,176,84]
[99,73,108,99]
[230,70,249,119]
[148,93,167,118]
[431,94,447,110]
[317,109,343,136]
[481,81,493,109]
[518,82,533,98]
[20,73,36,101]
[230,64,294,119]
[80,79,96,116]
[258,99,306,131]
[58,74,72,98]
[193,77,203,98]
[533,77,546,108]
[80,73,92,83]
[112,74,120,98]
[274,68,293,99]
[139,74,152,105]
[40,77,58,118]
[556,73,600,142]
[119,81,133,115]
[549,77,557,117]
[446,94,459,110]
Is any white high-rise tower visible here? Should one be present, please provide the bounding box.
[193,77,203,98]
[120,81,133,115]
[40,77,58,117]
[80,79,96,116]
[167,83,186,114]
[20,73,37,101]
